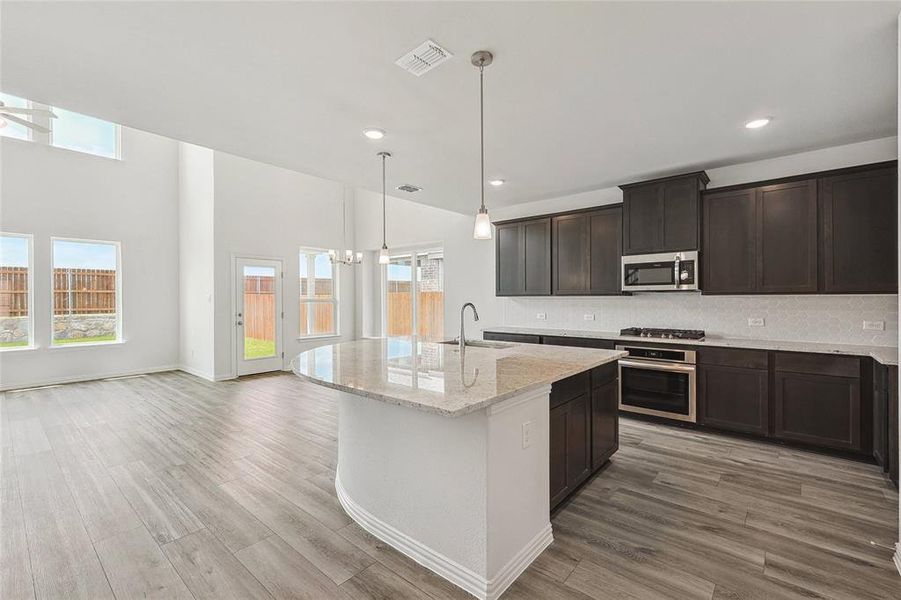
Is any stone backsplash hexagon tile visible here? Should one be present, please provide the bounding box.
[502,294,898,347]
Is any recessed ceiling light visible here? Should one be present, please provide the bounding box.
[745,118,771,129]
[363,128,385,140]
[489,179,505,187]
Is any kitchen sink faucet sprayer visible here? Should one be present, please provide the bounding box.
[460,303,480,354]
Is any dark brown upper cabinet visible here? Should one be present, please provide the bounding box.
[495,218,551,296]
[704,179,818,295]
[757,180,818,293]
[702,161,896,295]
[552,205,623,296]
[702,188,757,294]
[820,165,897,293]
[620,171,709,255]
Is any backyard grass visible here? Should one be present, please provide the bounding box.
[53,334,118,345]
[244,337,276,359]
[0,340,29,348]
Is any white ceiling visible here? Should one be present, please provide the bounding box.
[2,1,898,214]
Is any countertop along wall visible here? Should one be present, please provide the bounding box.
[0,128,180,390]
[492,137,900,350]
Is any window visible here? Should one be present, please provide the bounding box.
[384,248,444,340]
[0,93,32,141]
[0,233,34,349]
[51,238,121,345]
[299,249,338,337]
[51,107,119,158]
[0,91,120,159]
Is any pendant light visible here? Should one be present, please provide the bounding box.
[472,50,493,240]
[377,151,391,264]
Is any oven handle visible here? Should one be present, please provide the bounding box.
[618,359,696,373]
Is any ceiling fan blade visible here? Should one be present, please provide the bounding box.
[0,107,57,118]
[1,113,50,134]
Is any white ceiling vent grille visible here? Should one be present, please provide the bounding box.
[397,184,422,193]
[395,40,453,76]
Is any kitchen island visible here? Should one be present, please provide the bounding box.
[292,337,624,600]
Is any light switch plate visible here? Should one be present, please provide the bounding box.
[583,314,595,321]
[536,313,547,321]
[748,318,765,327]
[522,421,533,448]
[863,320,885,331]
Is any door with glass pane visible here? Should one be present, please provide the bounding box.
[236,258,283,375]
[385,249,444,340]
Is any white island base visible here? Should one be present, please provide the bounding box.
[334,385,552,600]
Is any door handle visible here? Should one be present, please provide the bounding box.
[236,320,243,326]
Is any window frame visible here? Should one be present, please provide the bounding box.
[0,232,35,351]
[49,236,123,347]
[298,247,339,339]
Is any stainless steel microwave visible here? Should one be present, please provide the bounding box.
[622,251,699,292]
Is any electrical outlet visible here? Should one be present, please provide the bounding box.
[583,313,595,321]
[522,421,533,448]
[863,320,885,331]
[748,317,765,327]
[535,313,547,321]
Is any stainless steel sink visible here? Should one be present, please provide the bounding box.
[439,339,514,350]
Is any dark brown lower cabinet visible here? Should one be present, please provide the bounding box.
[550,365,619,510]
[873,362,888,468]
[698,364,768,435]
[549,393,591,509]
[774,352,862,452]
[482,332,541,344]
[591,379,619,469]
[889,366,899,487]
[542,335,615,350]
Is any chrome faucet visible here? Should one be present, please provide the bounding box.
[459,302,480,353]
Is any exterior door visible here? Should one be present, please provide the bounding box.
[236,258,283,376]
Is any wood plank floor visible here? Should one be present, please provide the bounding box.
[1,370,898,599]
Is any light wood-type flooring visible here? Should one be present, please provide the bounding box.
[1,370,898,599]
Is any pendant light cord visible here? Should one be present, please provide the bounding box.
[382,153,387,248]
[479,62,485,212]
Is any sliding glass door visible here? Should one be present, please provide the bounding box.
[384,249,444,340]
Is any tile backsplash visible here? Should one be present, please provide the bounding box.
[502,294,899,347]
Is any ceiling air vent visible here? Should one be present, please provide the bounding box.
[397,184,422,193]
[395,39,453,76]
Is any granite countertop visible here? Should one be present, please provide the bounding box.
[290,337,626,417]
[483,326,899,366]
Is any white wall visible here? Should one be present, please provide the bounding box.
[210,151,357,380]
[354,188,499,340]
[177,143,216,379]
[0,128,180,390]
[493,137,900,348]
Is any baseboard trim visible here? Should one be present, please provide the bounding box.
[893,543,901,577]
[1,365,179,392]
[335,470,551,600]
[486,523,553,600]
[177,365,217,382]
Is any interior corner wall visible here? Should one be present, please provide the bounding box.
[210,151,357,380]
[0,129,180,390]
[354,188,499,339]
[895,9,900,576]
[177,142,216,380]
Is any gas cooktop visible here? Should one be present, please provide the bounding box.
[619,327,706,341]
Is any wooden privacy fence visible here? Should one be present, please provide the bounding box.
[0,267,28,317]
[0,267,117,317]
[386,291,444,340]
[244,275,276,341]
